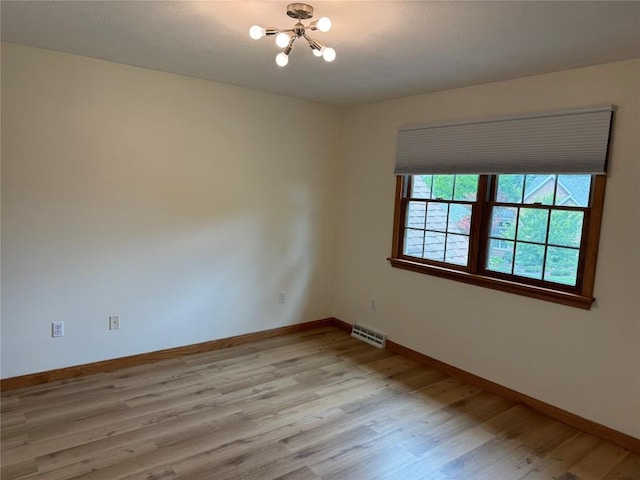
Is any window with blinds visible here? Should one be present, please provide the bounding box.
[389,106,614,309]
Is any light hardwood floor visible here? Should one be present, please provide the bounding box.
[1,327,638,480]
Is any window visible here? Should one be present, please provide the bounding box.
[390,173,606,309]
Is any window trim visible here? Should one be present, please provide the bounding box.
[388,175,607,309]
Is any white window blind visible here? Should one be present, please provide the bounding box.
[395,106,614,175]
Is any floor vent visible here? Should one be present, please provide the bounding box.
[351,324,387,349]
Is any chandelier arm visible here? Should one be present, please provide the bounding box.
[280,35,297,56]
[303,33,322,51]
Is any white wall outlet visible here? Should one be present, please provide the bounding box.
[279,291,286,304]
[109,315,120,330]
[370,298,377,310]
[52,321,64,337]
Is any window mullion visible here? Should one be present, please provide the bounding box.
[442,203,449,264]
[469,175,490,273]
[421,200,428,258]
[511,208,521,275]
[540,207,553,282]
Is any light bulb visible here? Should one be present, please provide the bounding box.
[249,25,265,40]
[322,47,336,62]
[312,48,323,57]
[317,16,332,33]
[275,32,291,48]
[276,52,289,67]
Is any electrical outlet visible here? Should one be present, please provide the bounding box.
[52,321,64,337]
[370,298,377,310]
[109,315,120,330]
[279,291,286,304]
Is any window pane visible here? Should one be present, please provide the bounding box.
[548,210,583,248]
[514,243,545,279]
[453,175,478,201]
[426,202,448,232]
[486,239,514,274]
[490,207,517,239]
[403,229,424,257]
[407,201,426,228]
[544,247,579,286]
[432,175,455,200]
[556,175,591,207]
[517,208,549,243]
[411,175,432,199]
[496,174,524,203]
[424,231,446,262]
[524,174,555,205]
[448,204,472,235]
[445,234,469,266]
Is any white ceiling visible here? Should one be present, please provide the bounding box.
[2,1,639,106]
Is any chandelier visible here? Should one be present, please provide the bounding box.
[249,3,336,67]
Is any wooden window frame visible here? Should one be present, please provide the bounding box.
[389,175,607,309]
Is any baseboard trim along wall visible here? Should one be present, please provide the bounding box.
[332,317,640,454]
[2,316,638,453]
[0,318,335,391]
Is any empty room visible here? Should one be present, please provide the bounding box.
[1,1,639,479]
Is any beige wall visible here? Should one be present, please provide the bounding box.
[2,42,638,439]
[1,43,340,378]
[332,59,640,438]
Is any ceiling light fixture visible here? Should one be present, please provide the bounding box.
[249,3,336,67]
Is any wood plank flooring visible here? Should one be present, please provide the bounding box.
[1,327,638,480]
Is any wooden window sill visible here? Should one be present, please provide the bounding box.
[388,257,594,310]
